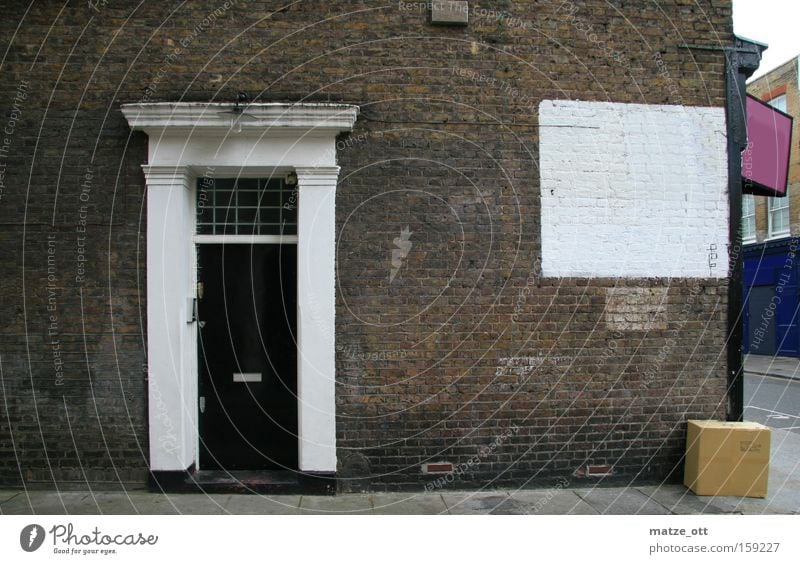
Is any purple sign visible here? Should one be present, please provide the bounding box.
[742,94,793,197]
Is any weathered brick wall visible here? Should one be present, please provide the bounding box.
[0,0,732,490]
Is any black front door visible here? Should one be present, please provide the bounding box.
[197,244,298,470]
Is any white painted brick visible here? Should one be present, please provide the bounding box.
[539,100,728,278]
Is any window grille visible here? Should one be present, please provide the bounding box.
[196,177,298,236]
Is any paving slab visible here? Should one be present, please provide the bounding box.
[574,487,672,515]
[442,492,517,515]
[635,486,728,515]
[691,491,797,515]
[0,476,795,515]
[223,494,301,515]
[0,492,93,515]
[371,492,449,515]
[0,490,22,505]
[688,493,786,515]
[508,489,600,515]
[484,497,531,515]
[82,492,146,514]
[152,493,231,515]
[764,428,800,513]
[88,492,162,514]
[299,493,373,515]
[744,354,800,381]
[91,492,230,515]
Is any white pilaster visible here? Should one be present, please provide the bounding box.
[295,166,339,472]
[142,165,197,471]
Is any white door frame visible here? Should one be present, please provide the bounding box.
[121,103,359,474]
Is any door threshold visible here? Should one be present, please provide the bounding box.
[182,470,335,495]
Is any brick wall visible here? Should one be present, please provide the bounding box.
[0,1,732,490]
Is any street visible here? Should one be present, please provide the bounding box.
[744,373,800,434]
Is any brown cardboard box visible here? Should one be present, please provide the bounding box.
[684,420,770,498]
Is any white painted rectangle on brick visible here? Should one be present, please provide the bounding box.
[539,100,728,278]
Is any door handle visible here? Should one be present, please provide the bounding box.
[187,297,197,324]
[199,396,206,413]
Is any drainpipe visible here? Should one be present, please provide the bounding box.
[681,36,765,421]
[724,36,766,421]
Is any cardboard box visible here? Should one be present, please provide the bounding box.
[684,420,770,498]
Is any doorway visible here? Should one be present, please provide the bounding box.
[197,243,298,470]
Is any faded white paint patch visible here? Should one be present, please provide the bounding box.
[539,100,728,278]
[496,356,572,379]
[605,287,668,331]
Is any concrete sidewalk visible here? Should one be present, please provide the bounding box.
[745,353,800,381]
[2,429,798,515]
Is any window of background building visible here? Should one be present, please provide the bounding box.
[742,193,756,242]
[768,195,790,238]
[765,93,790,239]
[769,93,787,113]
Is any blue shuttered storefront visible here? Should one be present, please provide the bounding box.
[744,237,800,356]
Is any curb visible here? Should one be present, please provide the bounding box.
[744,370,800,383]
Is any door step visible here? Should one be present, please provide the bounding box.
[183,470,335,495]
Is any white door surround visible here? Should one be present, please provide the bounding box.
[121,102,359,474]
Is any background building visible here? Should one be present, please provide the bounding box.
[743,55,799,356]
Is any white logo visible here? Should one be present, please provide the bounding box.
[390,226,413,282]
[20,524,45,552]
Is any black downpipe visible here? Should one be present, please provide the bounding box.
[724,37,765,421]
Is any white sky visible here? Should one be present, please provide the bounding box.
[733,0,800,80]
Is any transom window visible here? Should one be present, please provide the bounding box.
[196,177,297,235]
